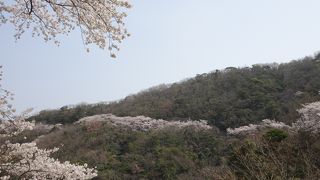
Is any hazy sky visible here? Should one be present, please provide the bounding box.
[1,0,320,113]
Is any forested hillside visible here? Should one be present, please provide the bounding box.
[5,55,320,179]
[18,101,320,179]
[30,56,320,130]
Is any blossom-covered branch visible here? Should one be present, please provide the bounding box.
[0,0,131,57]
[0,67,15,120]
[1,142,97,179]
[0,117,34,137]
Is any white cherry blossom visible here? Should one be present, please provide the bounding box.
[0,0,131,57]
[76,114,212,131]
[1,142,97,179]
[292,101,320,133]
[228,101,320,135]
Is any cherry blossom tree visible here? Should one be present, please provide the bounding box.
[227,119,290,136]
[76,114,212,131]
[1,141,97,179]
[0,0,131,57]
[227,100,320,136]
[292,101,320,133]
[0,68,97,179]
[0,67,15,120]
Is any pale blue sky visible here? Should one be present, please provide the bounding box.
[1,0,320,113]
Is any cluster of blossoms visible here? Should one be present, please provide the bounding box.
[0,107,35,137]
[0,118,34,137]
[292,101,320,133]
[227,119,290,136]
[227,101,320,135]
[0,118,97,179]
[0,67,15,120]
[1,142,97,179]
[0,121,97,179]
[76,114,212,131]
[0,0,131,57]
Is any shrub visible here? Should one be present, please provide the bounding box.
[264,129,288,142]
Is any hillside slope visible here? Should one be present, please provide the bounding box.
[30,56,320,130]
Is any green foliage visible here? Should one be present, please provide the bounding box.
[32,122,320,179]
[29,57,320,131]
[264,129,288,142]
[36,124,225,179]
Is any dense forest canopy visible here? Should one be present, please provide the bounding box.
[25,101,320,179]
[29,55,320,130]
